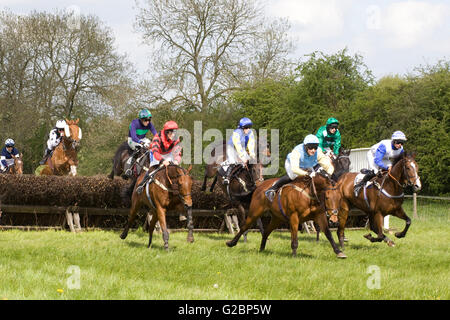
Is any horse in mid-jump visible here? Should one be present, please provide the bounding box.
[336,152,421,248]
[4,153,24,175]
[40,119,82,176]
[120,164,194,250]
[108,141,150,180]
[201,139,267,239]
[226,170,347,258]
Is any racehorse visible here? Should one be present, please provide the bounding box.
[120,164,194,250]
[336,152,421,248]
[226,170,347,258]
[5,153,23,175]
[201,140,267,240]
[331,148,351,182]
[108,141,150,180]
[40,119,82,176]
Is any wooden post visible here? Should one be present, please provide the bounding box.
[224,214,235,234]
[413,192,418,219]
[231,214,240,233]
[73,212,82,232]
[65,209,75,233]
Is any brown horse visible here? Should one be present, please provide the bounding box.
[40,119,82,176]
[337,152,421,248]
[108,142,150,180]
[226,171,347,258]
[201,139,268,239]
[331,148,351,182]
[5,153,23,175]
[120,164,194,250]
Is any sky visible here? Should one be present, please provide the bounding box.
[1,0,449,79]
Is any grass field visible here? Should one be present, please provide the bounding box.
[0,199,448,300]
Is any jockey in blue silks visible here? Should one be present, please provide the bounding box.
[220,117,256,185]
[353,130,407,197]
[265,134,334,202]
[1,139,20,173]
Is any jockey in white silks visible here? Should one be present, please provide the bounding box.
[220,117,256,185]
[39,120,71,165]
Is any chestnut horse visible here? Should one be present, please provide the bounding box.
[226,170,347,258]
[5,153,23,175]
[337,152,421,248]
[120,164,194,250]
[40,119,82,176]
[331,148,351,182]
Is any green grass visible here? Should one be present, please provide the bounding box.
[0,201,449,300]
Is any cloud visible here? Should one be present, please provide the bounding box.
[265,0,353,43]
[381,1,450,48]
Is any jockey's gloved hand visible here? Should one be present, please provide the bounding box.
[309,171,316,178]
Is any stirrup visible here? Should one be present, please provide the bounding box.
[125,168,133,177]
[223,177,230,185]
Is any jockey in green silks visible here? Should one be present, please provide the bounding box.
[316,117,341,158]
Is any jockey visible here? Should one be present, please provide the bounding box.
[1,139,20,173]
[124,109,158,177]
[354,131,407,196]
[135,120,182,193]
[39,120,70,165]
[265,134,334,202]
[220,117,256,185]
[316,117,341,158]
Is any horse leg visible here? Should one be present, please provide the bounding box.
[393,207,411,239]
[201,173,208,192]
[186,206,194,243]
[147,212,158,248]
[259,216,282,252]
[120,198,141,240]
[226,205,264,248]
[315,212,346,258]
[156,207,170,251]
[337,202,350,249]
[364,212,395,246]
[314,222,320,242]
[290,213,300,257]
[209,175,218,192]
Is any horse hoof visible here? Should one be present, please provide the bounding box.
[226,240,235,247]
[363,233,372,240]
[120,233,127,240]
[387,241,395,247]
[336,252,347,259]
[395,232,404,238]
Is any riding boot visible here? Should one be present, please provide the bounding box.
[264,175,292,202]
[136,167,159,194]
[39,148,52,165]
[354,170,376,197]
[125,148,141,177]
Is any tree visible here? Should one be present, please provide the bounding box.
[135,0,294,112]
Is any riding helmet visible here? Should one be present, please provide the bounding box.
[163,120,179,132]
[239,117,253,129]
[5,138,15,147]
[138,109,152,119]
[56,120,66,129]
[391,131,407,141]
[303,134,320,146]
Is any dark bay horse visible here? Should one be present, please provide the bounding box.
[40,119,81,176]
[331,148,351,182]
[226,171,347,258]
[108,141,150,180]
[201,139,268,239]
[336,152,421,248]
[120,164,194,250]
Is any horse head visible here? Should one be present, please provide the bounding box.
[332,148,351,181]
[14,153,23,175]
[249,161,264,187]
[313,169,341,221]
[396,152,421,192]
[168,164,193,208]
[65,118,82,150]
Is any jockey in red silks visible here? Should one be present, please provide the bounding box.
[136,121,182,193]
